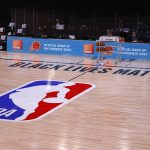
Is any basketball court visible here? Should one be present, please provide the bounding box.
[0,51,150,150]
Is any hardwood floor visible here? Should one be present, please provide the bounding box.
[0,51,150,150]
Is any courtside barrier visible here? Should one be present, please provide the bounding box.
[7,36,95,57]
[94,41,150,60]
[7,36,150,60]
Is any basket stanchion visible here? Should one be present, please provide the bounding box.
[96,36,124,68]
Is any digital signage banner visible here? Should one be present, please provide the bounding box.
[94,41,150,60]
[7,36,95,57]
[7,36,150,60]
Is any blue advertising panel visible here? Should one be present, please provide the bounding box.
[94,41,150,60]
[7,36,95,57]
[7,36,150,60]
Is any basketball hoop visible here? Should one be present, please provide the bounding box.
[96,36,124,68]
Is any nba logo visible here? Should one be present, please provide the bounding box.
[0,80,95,122]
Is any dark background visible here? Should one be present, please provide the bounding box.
[0,0,150,42]
[0,0,149,15]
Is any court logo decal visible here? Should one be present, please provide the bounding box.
[9,62,150,76]
[0,80,95,122]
